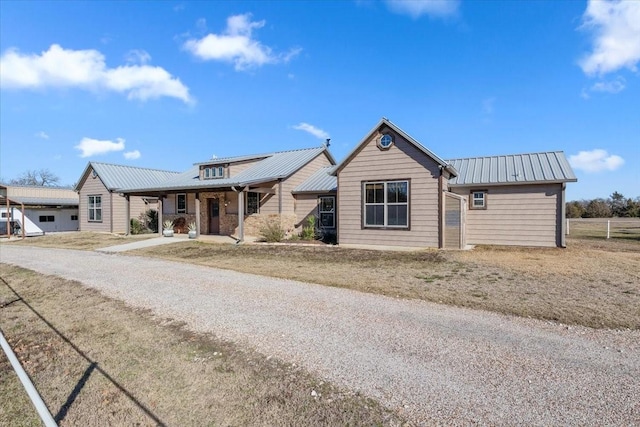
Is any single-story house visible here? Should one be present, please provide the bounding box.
[74,118,577,248]
[1,184,79,236]
[74,163,179,233]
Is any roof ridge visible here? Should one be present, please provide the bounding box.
[91,161,180,174]
[447,150,564,161]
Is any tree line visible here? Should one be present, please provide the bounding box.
[566,192,640,218]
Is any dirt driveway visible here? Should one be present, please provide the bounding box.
[1,245,638,425]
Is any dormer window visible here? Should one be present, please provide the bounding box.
[203,166,225,179]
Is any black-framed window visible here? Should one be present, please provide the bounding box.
[318,196,335,228]
[177,193,187,214]
[71,215,78,221]
[470,190,487,210]
[246,192,259,215]
[88,195,102,222]
[364,180,409,228]
[39,215,55,223]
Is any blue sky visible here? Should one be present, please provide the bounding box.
[1,0,638,201]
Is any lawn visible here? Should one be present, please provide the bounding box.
[0,265,402,426]
[3,229,639,329]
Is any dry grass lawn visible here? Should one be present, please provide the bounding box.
[5,231,155,250]
[0,265,402,426]
[3,227,639,329]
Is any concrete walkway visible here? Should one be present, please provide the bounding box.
[95,234,238,253]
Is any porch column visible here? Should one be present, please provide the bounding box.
[157,197,163,236]
[124,195,130,236]
[237,188,245,242]
[195,193,201,237]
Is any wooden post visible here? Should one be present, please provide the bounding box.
[195,193,201,237]
[21,203,25,239]
[124,195,130,236]
[157,198,163,236]
[237,188,245,242]
[607,220,610,239]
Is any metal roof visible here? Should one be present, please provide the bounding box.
[193,152,271,166]
[123,146,333,193]
[4,196,78,206]
[293,166,338,193]
[89,162,181,191]
[447,151,577,186]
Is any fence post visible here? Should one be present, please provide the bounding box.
[607,220,610,239]
[566,219,570,235]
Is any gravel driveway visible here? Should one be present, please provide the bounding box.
[1,245,638,426]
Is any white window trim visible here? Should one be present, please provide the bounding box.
[363,180,409,228]
[318,196,336,228]
[470,190,487,210]
[88,195,102,222]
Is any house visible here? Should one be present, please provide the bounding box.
[120,146,336,238]
[334,118,577,249]
[74,163,180,233]
[1,184,79,236]
[73,118,576,248]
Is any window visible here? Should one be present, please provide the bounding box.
[218,166,224,178]
[88,195,102,222]
[71,215,78,221]
[364,181,409,228]
[204,168,211,179]
[203,166,225,179]
[246,192,259,215]
[39,215,55,222]
[470,190,487,209]
[318,196,335,228]
[177,194,187,213]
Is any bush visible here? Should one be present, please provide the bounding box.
[145,209,158,232]
[130,218,145,235]
[301,215,316,240]
[259,217,285,242]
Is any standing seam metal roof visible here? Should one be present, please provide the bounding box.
[90,162,181,190]
[447,151,577,186]
[293,166,338,193]
[122,146,331,192]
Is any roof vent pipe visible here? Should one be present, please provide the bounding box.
[325,138,331,147]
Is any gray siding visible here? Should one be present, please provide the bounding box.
[451,184,562,247]
[281,154,333,213]
[338,129,440,248]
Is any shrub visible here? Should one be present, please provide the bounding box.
[163,220,174,230]
[301,215,316,240]
[130,218,145,235]
[145,209,158,232]
[259,217,285,242]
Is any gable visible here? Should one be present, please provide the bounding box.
[335,118,456,177]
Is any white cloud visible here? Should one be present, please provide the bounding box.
[75,137,125,158]
[590,76,626,93]
[293,122,330,140]
[123,150,141,160]
[35,131,49,139]
[569,149,625,173]
[183,14,301,70]
[579,0,640,76]
[385,0,460,18]
[0,44,193,103]
[125,49,151,65]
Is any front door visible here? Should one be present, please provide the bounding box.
[209,199,220,234]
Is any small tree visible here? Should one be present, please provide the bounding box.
[145,209,158,232]
[609,191,627,217]
[583,199,612,218]
[565,201,585,218]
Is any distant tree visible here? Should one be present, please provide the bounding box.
[583,198,612,218]
[9,169,60,186]
[565,201,585,218]
[608,191,627,217]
